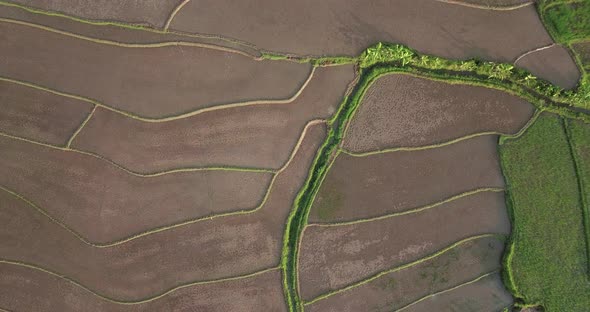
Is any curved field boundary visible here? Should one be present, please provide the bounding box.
[0,0,261,55]
[340,109,541,157]
[66,104,97,148]
[0,131,274,176]
[307,187,505,227]
[0,119,325,247]
[393,270,501,312]
[163,0,191,31]
[0,18,259,59]
[0,65,315,122]
[303,234,505,305]
[434,0,534,11]
[0,259,279,305]
[514,43,558,64]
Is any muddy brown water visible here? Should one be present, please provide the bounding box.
[0,4,262,57]
[0,123,325,301]
[299,191,510,300]
[306,236,505,311]
[0,263,287,312]
[310,135,505,223]
[72,65,354,172]
[0,80,93,146]
[7,0,180,28]
[0,136,272,243]
[516,44,581,90]
[171,0,552,63]
[0,21,310,118]
[401,273,512,312]
[343,74,534,153]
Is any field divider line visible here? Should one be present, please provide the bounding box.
[562,119,590,278]
[0,131,275,176]
[303,233,506,305]
[163,0,191,31]
[393,269,501,312]
[66,104,97,148]
[0,259,280,305]
[0,18,259,59]
[307,187,504,227]
[434,0,533,11]
[0,1,263,55]
[513,43,558,65]
[0,64,314,123]
[342,109,542,157]
[0,120,325,247]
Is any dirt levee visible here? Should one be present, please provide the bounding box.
[310,135,504,222]
[306,236,505,311]
[0,124,326,300]
[8,0,180,28]
[0,264,287,312]
[343,74,534,153]
[0,136,273,243]
[299,191,510,300]
[72,65,354,171]
[516,44,581,89]
[0,21,310,118]
[171,0,552,62]
[0,80,93,145]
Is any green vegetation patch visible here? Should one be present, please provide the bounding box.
[500,113,590,311]
[565,119,590,273]
[543,1,590,44]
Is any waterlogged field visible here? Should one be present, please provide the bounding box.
[0,1,589,312]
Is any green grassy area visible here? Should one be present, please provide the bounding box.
[542,1,590,44]
[565,118,590,274]
[500,113,590,311]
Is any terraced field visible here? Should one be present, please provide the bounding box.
[1,1,589,312]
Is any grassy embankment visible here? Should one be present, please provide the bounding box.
[500,113,590,311]
[281,43,590,312]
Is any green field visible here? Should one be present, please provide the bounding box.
[500,113,590,311]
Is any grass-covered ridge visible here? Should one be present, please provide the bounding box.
[500,113,590,311]
[282,43,590,312]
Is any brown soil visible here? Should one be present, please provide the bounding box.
[72,65,354,171]
[0,4,261,57]
[171,0,552,62]
[0,21,310,118]
[0,123,326,300]
[0,264,287,312]
[306,236,505,311]
[8,0,180,28]
[309,135,504,223]
[0,80,93,146]
[0,136,273,243]
[343,74,534,153]
[400,273,512,312]
[516,45,581,89]
[299,190,510,300]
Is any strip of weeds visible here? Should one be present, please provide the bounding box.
[499,113,590,311]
